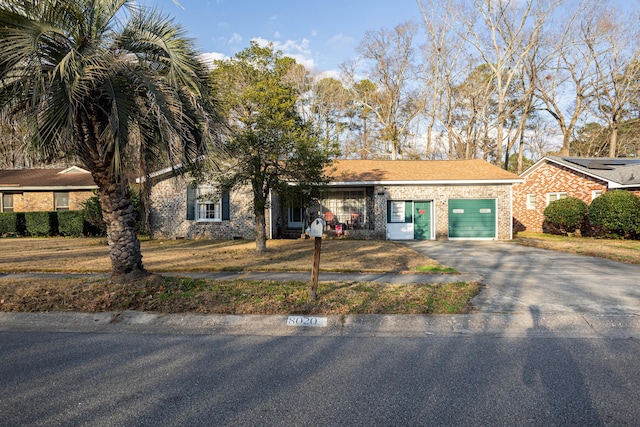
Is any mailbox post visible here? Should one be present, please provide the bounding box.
[309,218,324,300]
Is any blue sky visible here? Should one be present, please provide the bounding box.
[138,0,420,73]
[138,0,639,75]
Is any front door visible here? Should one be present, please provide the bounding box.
[288,205,304,229]
[414,201,431,240]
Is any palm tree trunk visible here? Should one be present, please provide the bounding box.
[98,181,149,283]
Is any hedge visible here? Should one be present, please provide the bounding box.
[57,210,85,237]
[543,197,588,234]
[0,212,20,235]
[588,190,640,238]
[24,212,58,236]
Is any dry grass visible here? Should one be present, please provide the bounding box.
[516,232,640,265]
[0,237,442,273]
[0,237,475,315]
[0,277,480,315]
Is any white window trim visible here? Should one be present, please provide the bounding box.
[546,192,567,206]
[195,186,222,222]
[592,190,603,201]
[526,194,537,210]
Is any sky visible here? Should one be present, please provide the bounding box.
[137,0,422,74]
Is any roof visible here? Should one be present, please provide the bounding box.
[0,167,98,191]
[325,159,522,185]
[523,156,640,188]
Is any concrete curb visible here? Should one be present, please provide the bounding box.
[1,311,638,338]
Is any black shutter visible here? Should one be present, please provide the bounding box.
[222,191,230,220]
[186,185,196,220]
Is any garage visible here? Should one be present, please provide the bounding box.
[448,199,496,239]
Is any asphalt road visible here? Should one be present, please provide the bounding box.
[1,331,639,427]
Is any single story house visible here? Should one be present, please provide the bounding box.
[0,166,97,213]
[148,159,522,241]
[513,156,640,233]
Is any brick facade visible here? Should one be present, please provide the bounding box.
[149,171,515,241]
[7,190,92,212]
[379,184,513,240]
[513,162,607,233]
[149,174,260,240]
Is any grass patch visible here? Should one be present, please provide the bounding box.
[0,276,481,315]
[515,232,640,265]
[0,237,449,274]
[414,265,458,274]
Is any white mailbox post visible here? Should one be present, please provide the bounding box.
[309,218,325,299]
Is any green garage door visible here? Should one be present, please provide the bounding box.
[448,199,496,239]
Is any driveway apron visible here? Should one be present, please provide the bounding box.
[404,241,640,316]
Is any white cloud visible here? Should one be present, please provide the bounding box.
[274,31,281,39]
[228,33,242,44]
[326,33,354,50]
[252,37,316,71]
[198,52,227,69]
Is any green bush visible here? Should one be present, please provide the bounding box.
[543,197,588,234]
[588,190,640,238]
[0,212,18,235]
[82,191,106,236]
[58,210,85,236]
[25,211,57,236]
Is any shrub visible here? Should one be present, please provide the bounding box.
[25,211,57,236]
[588,190,640,238]
[58,210,85,236]
[0,212,18,235]
[82,191,106,236]
[543,197,588,234]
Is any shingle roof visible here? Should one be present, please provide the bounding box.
[325,159,521,184]
[535,157,640,188]
[0,167,97,190]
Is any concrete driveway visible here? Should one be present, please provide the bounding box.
[404,241,640,316]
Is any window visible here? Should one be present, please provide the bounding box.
[2,193,13,212]
[546,192,567,206]
[526,194,537,210]
[196,187,221,222]
[390,201,405,222]
[321,189,366,228]
[592,190,603,200]
[54,192,69,211]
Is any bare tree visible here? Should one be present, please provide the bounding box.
[453,0,556,166]
[353,21,424,160]
[418,0,469,159]
[586,7,640,157]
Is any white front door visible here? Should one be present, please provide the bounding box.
[288,206,304,229]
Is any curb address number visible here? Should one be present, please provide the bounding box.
[287,316,328,327]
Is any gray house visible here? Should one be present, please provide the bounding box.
[147,159,522,241]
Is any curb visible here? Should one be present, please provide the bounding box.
[1,311,638,338]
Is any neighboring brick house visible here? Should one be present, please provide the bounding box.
[0,166,97,213]
[148,159,522,241]
[513,156,640,233]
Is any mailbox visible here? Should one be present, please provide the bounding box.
[309,218,325,238]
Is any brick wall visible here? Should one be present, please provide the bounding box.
[149,174,257,240]
[513,161,607,232]
[375,183,513,240]
[9,191,92,212]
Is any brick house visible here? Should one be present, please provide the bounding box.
[0,166,97,213]
[148,159,522,241]
[513,156,640,233]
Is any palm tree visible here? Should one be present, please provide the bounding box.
[0,0,221,283]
